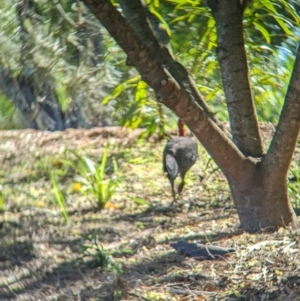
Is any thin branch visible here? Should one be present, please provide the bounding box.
[262,44,300,184]
[82,0,257,186]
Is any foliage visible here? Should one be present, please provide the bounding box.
[35,142,121,210]
[0,94,22,130]
[102,75,169,136]
[157,0,300,122]
[68,144,121,208]
[79,233,121,274]
[49,169,69,224]
[0,0,299,131]
[0,0,123,129]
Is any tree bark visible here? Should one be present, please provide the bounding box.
[208,0,263,157]
[82,0,299,232]
[229,178,297,233]
[225,157,299,233]
[262,45,300,185]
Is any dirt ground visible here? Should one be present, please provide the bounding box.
[0,125,300,301]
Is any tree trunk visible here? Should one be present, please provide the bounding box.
[228,175,298,233]
[208,0,263,157]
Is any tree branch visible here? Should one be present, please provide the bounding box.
[118,0,224,129]
[262,44,300,184]
[82,0,256,186]
[208,0,263,157]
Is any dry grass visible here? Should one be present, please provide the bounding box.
[0,126,300,301]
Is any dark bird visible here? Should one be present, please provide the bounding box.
[163,119,198,204]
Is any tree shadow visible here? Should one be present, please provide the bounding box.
[0,238,35,267]
[0,243,204,300]
[0,204,234,300]
[1,197,298,301]
[1,217,299,301]
[0,220,36,268]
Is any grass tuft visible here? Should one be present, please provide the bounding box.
[49,170,68,224]
[79,233,121,275]
[70,143,122,208]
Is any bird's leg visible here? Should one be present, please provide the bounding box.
[178,171,187,194]
[176,171,187,207]
[177,180,185,194]
[169,180,177,206]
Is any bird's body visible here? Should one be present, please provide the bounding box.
[163,121,198,204]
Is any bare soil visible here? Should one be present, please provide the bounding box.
[0,125,300,301]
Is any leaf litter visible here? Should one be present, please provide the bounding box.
[0,125,299,301]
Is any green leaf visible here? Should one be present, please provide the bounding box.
[135,80,148,103]
[49,171,68,224]
[149,7,172,37]
[274,15,294,36]
[253,22,271,44]
[102,76,140,105]
[83,156,97,174]
[260,0,277,14]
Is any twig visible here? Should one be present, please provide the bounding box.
[168,288,215,296]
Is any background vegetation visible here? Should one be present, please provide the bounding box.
[0,0,299,131]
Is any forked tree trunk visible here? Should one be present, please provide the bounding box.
[83,0,300,232]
